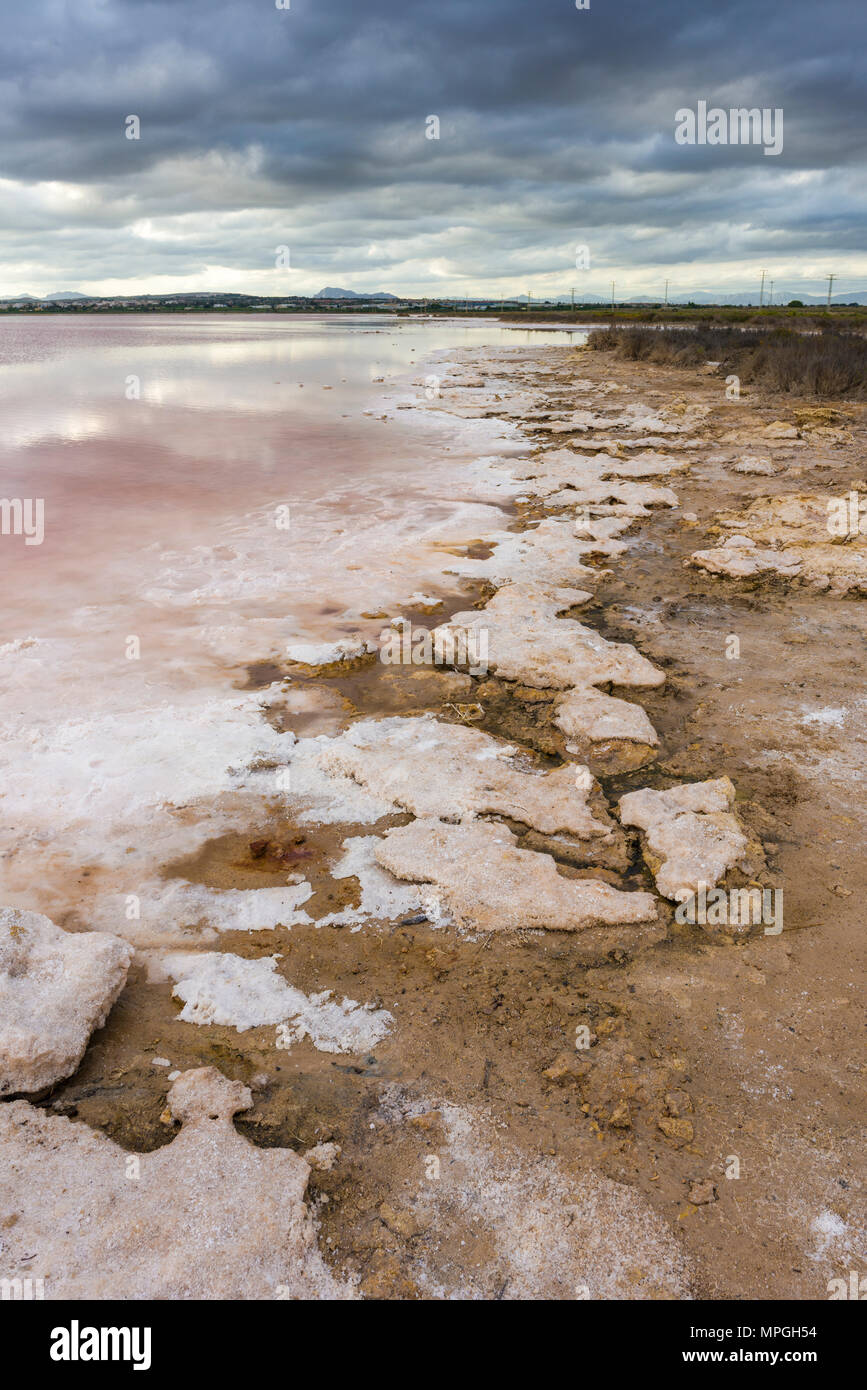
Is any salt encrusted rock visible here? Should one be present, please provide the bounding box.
[318,714,616,841]
[493,450,684,514]
[688,535,803,580]
[566,435,700,452]
[374,818,658,934]
[433,583,665,692]
[508,446,684,485]
[618,777,761,901]
[688,494,867,596]
[734,456,776,476]
[544,479,679,515]
[591,450,689,479]
[763,421,799,440]
[0,907,133,1096]
[0,1067,352,1298]
[554,687,659,772]
[543,405,691,435]
[444,518,600,589]
[285,636,375,667]
[572,514,635,558]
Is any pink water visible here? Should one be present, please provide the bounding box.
[0,313,583,925]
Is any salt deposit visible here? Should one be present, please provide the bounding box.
[0,907,132,1095]
[618,778,761,901]
[319,714,616,840]
[689,493,867,595]
[159,950,393,1051]
[433,583,666,691]
[375,818,658,933]
[0,1067,352,1298]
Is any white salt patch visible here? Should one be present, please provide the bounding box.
[288,736,398,824]
[800,707,849,728]
[161,951,392,1053]
[88,877,314,948]
[0,688,290,860]
[317,836,424,929]
[808,1209,854,1261]
[276,996,391,1055]
[286,638,375,666]
[375,1087,690,1300]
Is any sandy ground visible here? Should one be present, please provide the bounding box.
[6,336,865,1300]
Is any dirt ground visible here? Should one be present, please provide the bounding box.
[40,341,865,1300]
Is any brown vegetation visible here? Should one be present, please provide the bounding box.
[590,323,867,398]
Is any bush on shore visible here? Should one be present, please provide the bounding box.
[589,324,867,398]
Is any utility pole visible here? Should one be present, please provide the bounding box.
[768,280,774,305]
[759,269,766,307]
[826,274,836,307]
[610,281,616,310]
[527,289,531,313]
[664,278,669,306]
[571,287,575,311]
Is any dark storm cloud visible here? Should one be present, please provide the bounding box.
[0,0,864,295]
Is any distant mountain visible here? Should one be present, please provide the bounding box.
[0,290,88,303]
[315,286,398,300]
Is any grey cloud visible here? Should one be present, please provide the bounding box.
[0,0,864,295]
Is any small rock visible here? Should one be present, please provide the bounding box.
[304,1141,341,1172]
[658,1116,694,1145]
[687,1180,718,1205]
[378,1202,432,1240]
[734,455,775,476]
[608,1100,632,1129]
[542,1053,590,1085]
[664,1089,694,1118]
[408,1110,442,1131]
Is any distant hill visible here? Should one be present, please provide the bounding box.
[315,286,398,300]
[0,291,88,303]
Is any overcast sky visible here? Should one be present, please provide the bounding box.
[1,0,865,298]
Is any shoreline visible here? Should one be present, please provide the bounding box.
[2,329,865,1299]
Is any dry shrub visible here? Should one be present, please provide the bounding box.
[590,325,867,398]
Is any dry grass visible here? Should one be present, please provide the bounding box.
[590,324,867,398]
